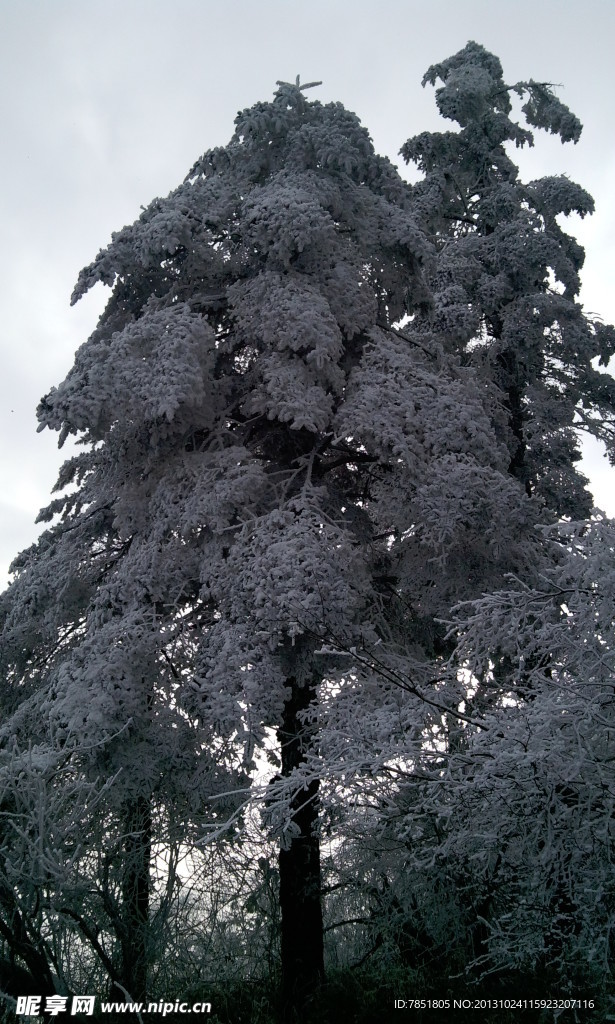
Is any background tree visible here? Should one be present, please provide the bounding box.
[313,41,615,1003]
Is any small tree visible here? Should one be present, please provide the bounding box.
[444,516,615,983]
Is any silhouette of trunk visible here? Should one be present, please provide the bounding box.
[110,794,152,1002]
[278,676,324,1021]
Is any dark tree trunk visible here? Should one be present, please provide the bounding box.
[110,794,152,1003]
[278,676,324,1021]
[491,319,532,497]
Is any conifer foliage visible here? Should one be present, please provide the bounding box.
[0,44,613,1020]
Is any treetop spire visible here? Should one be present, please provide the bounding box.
[275,75,322,91]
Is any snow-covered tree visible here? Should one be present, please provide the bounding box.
[0,46,613,1018]
[1,73,437,1012]
[398,53,615,986]
[313,43,615,1000]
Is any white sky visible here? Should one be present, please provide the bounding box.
[1,0,614,587]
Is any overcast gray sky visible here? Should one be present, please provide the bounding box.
[1,0,614,587]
